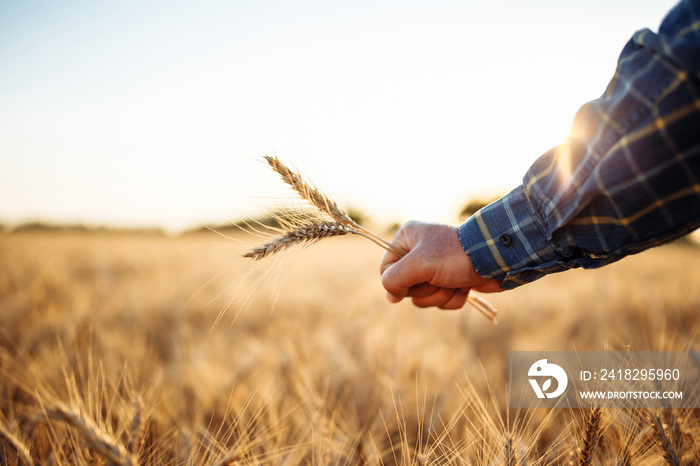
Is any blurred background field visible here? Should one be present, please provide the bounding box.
[1,228,698,464]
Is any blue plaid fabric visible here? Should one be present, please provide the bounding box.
[459,0,700,289]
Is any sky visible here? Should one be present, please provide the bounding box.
[0,0,681,233]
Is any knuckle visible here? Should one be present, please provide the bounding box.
[380,271,394,292]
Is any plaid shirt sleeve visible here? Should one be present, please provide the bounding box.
[459,0,700,290]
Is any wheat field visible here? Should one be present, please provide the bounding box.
[0,229,698,465]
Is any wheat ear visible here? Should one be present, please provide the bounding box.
[40,402,135,466]
[504,432,517,466]
[614,444,632,466]
[244,220,353,260]
[262,155,406,258]
[577,407,601,466]
[129,397,143,457]
[0,423,33,466]
[650,413,681,466]
[246,155,498,322]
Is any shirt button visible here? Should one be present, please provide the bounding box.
[499,234,513,247]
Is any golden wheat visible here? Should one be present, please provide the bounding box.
[260,155,407,257]
[577,407,602,466]
[38,402,135,466]
[650,413,681,466]
[504,432,516,466]
[613,429,633,466]
[129,396,143,458]
[245,155,498,321]
[0,423,33,466]
[211,452,243,466]
[243,220,352,260]
[2,231,699,464]
[262,155,352,225]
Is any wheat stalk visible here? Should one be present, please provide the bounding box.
[244,155,498,322]
[39,402,135,466]
[211,452,242,466]
[0,423,33,466]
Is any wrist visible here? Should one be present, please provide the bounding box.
[458,186,560,289]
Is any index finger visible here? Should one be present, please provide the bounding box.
[379,248,403,275]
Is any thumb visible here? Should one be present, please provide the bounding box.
[381,252,431,303]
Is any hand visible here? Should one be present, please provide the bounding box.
[380,221,503,309]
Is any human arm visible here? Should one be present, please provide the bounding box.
[381,0,700,303]
[462,0,700,289]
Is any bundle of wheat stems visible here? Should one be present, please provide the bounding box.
[243,155,498,322]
